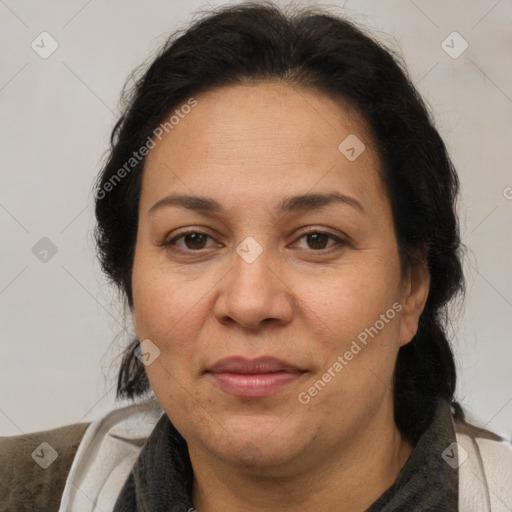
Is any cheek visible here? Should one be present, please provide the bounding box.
[131,251,208,358]
[294,256,403,396]
[131,258,211,414]
[304,259,402,339]
[296,299,402,432]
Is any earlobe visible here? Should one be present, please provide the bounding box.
[399,262,430,347]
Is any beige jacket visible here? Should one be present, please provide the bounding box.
[0,422,89,512]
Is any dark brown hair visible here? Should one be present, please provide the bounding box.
[94,2,465,443]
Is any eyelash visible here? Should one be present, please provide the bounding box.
[162,227,347,253]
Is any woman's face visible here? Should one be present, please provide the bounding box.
[131,82,428,471]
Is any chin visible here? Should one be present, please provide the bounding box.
[201,414,312,469]
[214,436,302,470]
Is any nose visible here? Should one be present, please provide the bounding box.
[213,244,294,330]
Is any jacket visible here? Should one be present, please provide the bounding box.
[1,397,511,511]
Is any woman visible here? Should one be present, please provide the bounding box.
[1,2,510,511]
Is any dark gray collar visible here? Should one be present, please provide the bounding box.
[113,400,458,511]
[366,399,458,511]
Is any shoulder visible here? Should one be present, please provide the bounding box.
[0,422,90,512]
[0,397,163,512]
[455,419,512,511]
[59,397,163,511]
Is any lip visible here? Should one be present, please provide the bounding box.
[206,356,306,398]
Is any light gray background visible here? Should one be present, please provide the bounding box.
[1,0,511,438]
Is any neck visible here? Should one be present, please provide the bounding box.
[190,401,414,512]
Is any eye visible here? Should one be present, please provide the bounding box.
[162,228,346,253]
[164,231,216,251]
[294,229,345,251]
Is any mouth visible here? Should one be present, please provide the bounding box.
[206,356,307,398]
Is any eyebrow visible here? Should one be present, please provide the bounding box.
[148,192,364,216]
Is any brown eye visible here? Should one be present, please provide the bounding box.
[294,230,343,251]
[306,232,330,250]
[182,233,208,249]
[164,231,215,251]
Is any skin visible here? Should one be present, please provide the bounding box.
[131,82,430,512]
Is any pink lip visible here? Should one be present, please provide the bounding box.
[207,356,306,398]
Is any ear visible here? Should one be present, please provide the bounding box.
[398,261,430,347]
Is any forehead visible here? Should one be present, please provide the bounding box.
[141,82,383,212]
